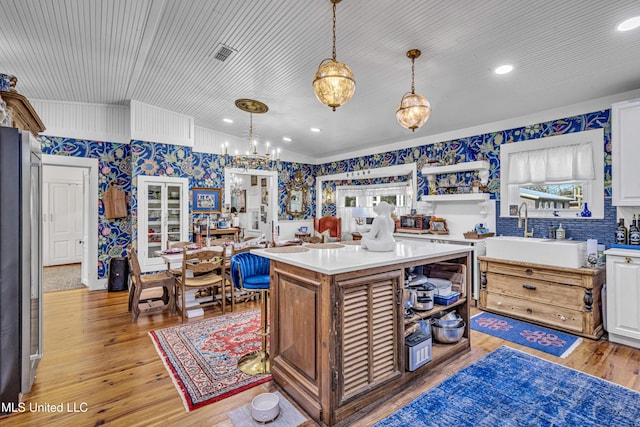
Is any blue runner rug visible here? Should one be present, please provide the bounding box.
[374,346,640,427]
[470,312,581,358]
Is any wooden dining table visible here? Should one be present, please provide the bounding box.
[155,245,230,267]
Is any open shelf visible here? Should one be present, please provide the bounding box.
[421,160,489,176]
[406,337,470,374]
[421,193,490,202]
[404,297,467,325]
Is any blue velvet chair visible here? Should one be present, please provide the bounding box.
[230,252,271,374]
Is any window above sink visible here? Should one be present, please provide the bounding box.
[500,129,604,219]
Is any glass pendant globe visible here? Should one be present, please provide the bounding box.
[313,60,356,111]
[396,93,431,131]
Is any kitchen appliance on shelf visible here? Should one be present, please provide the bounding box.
[0,127,43,412]
[399,214,430,232]
[405,330,432,371]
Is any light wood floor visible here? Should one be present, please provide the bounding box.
[1,288,639,427]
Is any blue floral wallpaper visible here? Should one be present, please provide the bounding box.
[41,108,612,278]
[317,110,611,200]
[130,140,225,246]
[39,136,131,279]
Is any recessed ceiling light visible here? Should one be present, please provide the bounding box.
[282,137,292,142]
[494,64,514,75]
[617,16,640,32]
[310,127,321,133]
[223,118,233,123]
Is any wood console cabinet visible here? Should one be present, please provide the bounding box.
[260,243,472,426]
[479,257,605,339]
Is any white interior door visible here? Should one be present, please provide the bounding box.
[48,182,83,265]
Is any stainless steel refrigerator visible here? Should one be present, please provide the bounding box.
[0,127,43,413]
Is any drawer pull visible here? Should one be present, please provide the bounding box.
[526,308,532,314]
[626,257,633,264]
[560,315,567,321]
[525,268,533,276]
[522,284,537,290]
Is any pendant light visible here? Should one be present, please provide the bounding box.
[221,99,279,171]
[396,49,431,132]
[312,0,355,111]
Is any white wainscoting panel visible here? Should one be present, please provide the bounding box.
[32,99,130,144]
[130,99,194,146]
[194,125,243,154]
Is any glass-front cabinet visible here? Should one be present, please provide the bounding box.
[137,176,189,272]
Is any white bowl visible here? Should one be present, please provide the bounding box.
[251,393,280,423]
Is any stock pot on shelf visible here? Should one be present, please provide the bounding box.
[407,282,436,311]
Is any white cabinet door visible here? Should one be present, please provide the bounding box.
[612,100,640,206]
[605,250,640,348]
[137,176,189,272]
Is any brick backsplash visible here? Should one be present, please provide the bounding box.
[495,198,617,248]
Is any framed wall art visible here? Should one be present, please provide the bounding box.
[192,187,222,213]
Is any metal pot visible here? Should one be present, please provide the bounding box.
[409,289,433,311]
[408,282,436,299]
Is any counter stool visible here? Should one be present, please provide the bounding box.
[230,252,271,375]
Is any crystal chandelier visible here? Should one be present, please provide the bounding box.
[222,99,279,171]
[229,174,243,197]
[396,49,431,132]
[312,0,355,111]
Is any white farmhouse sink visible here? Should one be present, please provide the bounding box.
[485,236,587,269]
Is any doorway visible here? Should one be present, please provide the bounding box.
[42,155,100,290]
[43,165,84,266]
[224,168,278,240]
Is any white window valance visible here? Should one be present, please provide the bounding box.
[507,143,595,184]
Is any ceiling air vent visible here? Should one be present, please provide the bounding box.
[213,43,237,62]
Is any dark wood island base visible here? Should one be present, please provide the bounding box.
[256,242,473,425]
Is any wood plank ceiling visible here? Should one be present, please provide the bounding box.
[1,0,639,160]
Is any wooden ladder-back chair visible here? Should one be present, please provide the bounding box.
[175,247,227,321]
[127,247,176,322]
[166,241,193,276]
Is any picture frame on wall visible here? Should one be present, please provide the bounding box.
[261,177,267,187]
[251,175,258,186]
[192,187,222,212]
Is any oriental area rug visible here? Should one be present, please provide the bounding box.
[470,312,582,358]
[374,346,640,427]
[149,309,271,411]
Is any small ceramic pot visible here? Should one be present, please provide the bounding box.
[251,393,280,423]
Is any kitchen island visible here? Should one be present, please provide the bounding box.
[254,240,472,426]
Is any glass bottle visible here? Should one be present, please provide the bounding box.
[615,218,628,245]
[630,215,640,246]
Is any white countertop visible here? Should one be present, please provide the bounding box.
[253,240,472,275]
[393,232,487,244]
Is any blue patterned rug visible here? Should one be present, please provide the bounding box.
[470,312,581,358]
[374,346,640,427]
